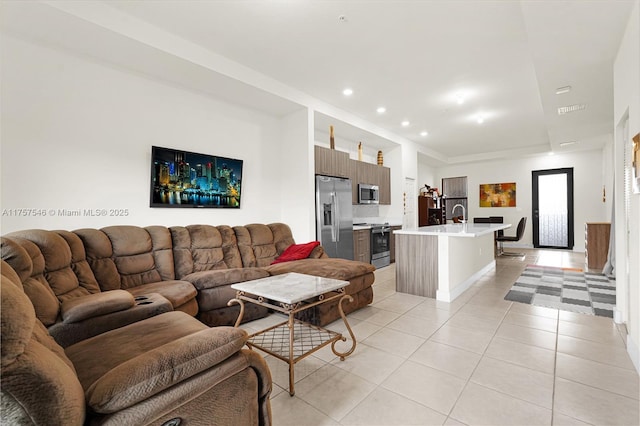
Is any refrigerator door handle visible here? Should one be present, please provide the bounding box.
[331,192,338,242]
[333,191,340,242]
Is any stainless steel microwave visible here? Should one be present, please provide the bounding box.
[358,184,379,204]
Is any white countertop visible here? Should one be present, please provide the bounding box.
[394,223,511,238]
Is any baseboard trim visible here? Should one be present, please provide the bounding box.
[627,334,640,375]
[614,307,624,324]
[437,260,495,302]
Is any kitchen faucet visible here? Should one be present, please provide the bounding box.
[452,204,466,223]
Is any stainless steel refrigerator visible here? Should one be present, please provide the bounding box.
[316,175,354,260]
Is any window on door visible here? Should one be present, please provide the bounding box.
[532,168,574,249]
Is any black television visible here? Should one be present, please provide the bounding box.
[150,146,243,208]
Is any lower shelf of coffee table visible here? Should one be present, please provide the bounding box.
[247,319,343,361]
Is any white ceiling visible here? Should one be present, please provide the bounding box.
[2,1,635,163]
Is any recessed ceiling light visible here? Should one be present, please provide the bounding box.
[555,86,572,95]
[548,152,555,156]
[401,120,410,127]
[420,131,429,137]
[476,116,485,124]
[559,141,576,147]
[342,88,353,96]
[376,107,386,114]
[455,92,465,105]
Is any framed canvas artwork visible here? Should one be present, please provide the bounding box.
[479,182,516,207]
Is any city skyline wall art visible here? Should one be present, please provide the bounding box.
[150,146,243,208]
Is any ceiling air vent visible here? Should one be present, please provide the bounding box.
[558,104,587,115]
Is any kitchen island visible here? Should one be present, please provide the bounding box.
[394,223,511,302]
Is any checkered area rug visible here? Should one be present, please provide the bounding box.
[504,265,616,318]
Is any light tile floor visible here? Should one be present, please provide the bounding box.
[241,249,639,426]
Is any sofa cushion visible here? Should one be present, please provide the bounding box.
[86,327,247,413]
[184,268,270,311]
[60,290,135,324]
[2,237,60,326]
[94,226,177,289]
[9,230,102,300]
[170,225,243,279]
[265,258,375,282]
[1,276,36,366]
[234,223,296,267]
[183,268,270,291]
[54,231,102,296]
[65,311,247,412]
[1,278,86,425]
[1,259,22,291]
[125,280,197,309]
[74,228,122,291]
[271,241,320,264]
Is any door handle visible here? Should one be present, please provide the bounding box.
[334,192,340,242]
[331,192,337,242]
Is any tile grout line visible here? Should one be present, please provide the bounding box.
[441,281,515,424]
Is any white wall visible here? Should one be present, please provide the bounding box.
[613,0,640,372]
[418,158,437,195]
[0,36,300,235]
[429,149,608,251]
[279,108,315,241]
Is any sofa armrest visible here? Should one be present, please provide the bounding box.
[61,290,134,324]
[85,326,248,413]
[308,245,327,259]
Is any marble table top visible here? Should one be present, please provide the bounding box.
[231,272,350,304]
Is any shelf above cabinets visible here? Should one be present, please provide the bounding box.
[314,146,390,205]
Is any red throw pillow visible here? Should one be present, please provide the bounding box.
[271,241,320,265]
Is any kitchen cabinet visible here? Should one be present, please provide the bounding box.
[378,167,391,204]
[314,145,349,178]
[315,145,391,205]
[353,229,371,263]
[389,225,402,263]
[351,159,391,205]
[585,223,611,271]
[347,159,359,204]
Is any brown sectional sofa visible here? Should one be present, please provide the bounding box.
[169,223,375,326]
[2,222,375,340]
[1,222,375,424]
[1,259,272,425]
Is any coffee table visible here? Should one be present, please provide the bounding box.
[228,272,356,396]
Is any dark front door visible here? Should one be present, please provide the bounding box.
[532,168,574,249]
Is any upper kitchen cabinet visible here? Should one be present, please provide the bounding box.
[378,166,391,204]
[354,160,391,205]
[314,145,350,178]
[315,146,390,204]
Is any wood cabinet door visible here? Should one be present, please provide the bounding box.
[314,145,349,178]
[348,159,358,204]
[353,229,371,263]
[378,166,391,204]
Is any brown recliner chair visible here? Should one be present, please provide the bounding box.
[0,260,272,426]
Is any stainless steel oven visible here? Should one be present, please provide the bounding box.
[370,223,391,268]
